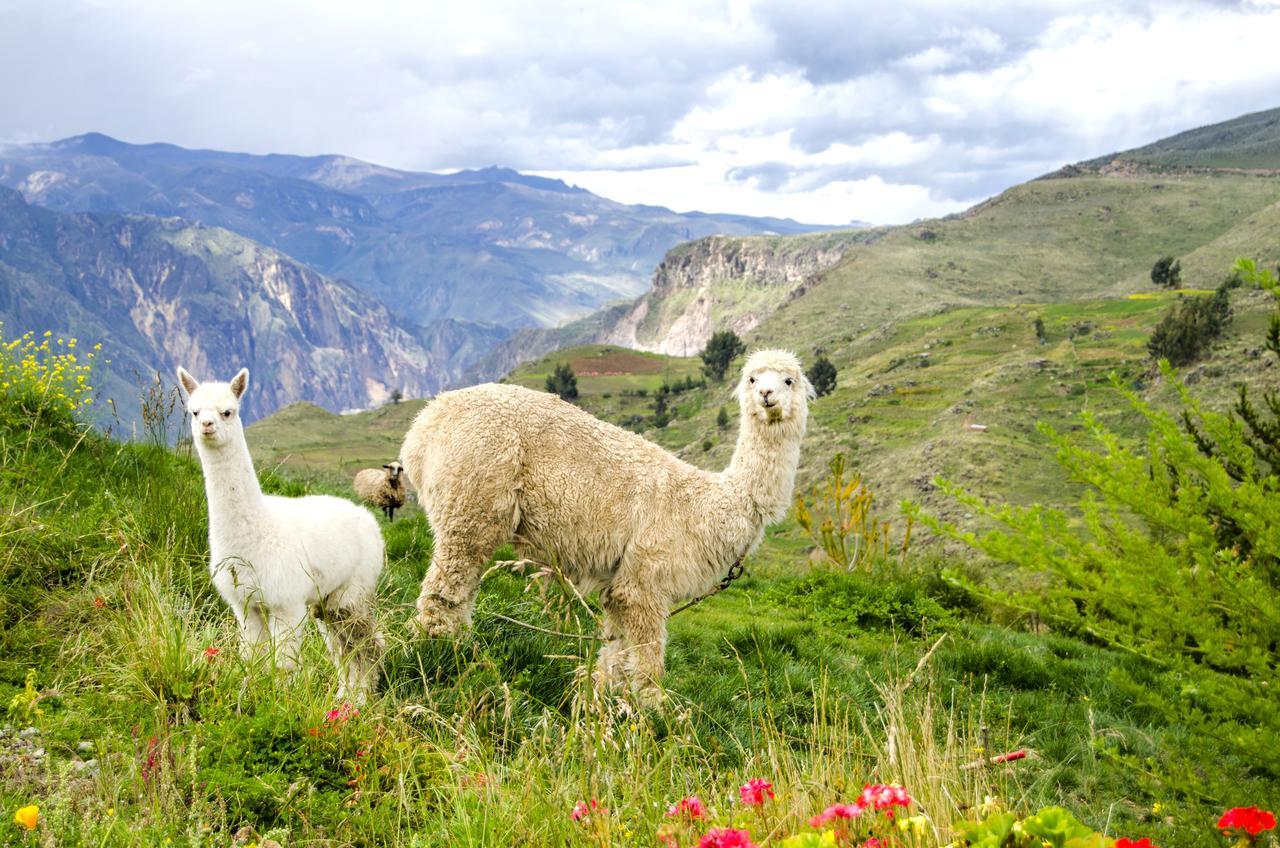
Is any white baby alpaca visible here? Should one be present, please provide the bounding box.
[178,367,385,701]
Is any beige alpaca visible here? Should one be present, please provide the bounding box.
[399,350,813,698]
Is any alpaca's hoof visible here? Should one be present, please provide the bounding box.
[408,610,467,637]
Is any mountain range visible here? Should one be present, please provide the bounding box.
[0,133,837,421]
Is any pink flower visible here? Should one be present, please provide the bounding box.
[858,783,913,813]
[667,795,708,820]
[809,803,863,827]
[1218,807,1277,837]
[739,778,775,806]
[203,646,221,661]
[571,798,607,822]
[697,827,757,848]
[1115,839,1159,848]
[863,840,884,848]
[324,703,359,724]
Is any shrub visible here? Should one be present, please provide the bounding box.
[700,331,746,382]
[1146,286,1231,365]
[544,363,578,400]
[806,355,838,398]
[1151,255,1182,288]
[0,327,100,438]
[794,453,911,571]
[716,405,730,429]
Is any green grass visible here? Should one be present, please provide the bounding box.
[1,386,1275,846]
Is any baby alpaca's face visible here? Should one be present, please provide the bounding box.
[178,367,248,448]
[737,353,813,425]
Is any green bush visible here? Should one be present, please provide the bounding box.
[700,330,746,382]
[1146,286,1231,365]
[910,257,1280,787]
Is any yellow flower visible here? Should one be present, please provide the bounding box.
[14,804,39,830]
[1152,801,1164,814]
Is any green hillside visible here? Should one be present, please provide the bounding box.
[3,328,1276,846]
[247,398,427,485]
[1096,106,1280,170]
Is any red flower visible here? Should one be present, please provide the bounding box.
[1115,838,1159,848]
[203,646,221,661]
[1218,807,1277,837]
[810,803,863,827]
[571,798,606,822]
[697,827,757,848]
[93,597,106,609]
[667,795,708,820]
[739,778,775,806]
[858,783,913,812]
[863,840,884,848]
[325,703,359,724]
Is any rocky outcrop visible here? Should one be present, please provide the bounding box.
[602,233,855,355]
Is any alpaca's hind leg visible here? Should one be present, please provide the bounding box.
[413,505,513,636]
[319,592,384,703]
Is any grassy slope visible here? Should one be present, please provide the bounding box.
[2,407,1271,846]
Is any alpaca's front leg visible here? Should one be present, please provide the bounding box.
[265,605,309,672]
[237,604,270,656]
[597,583,668,705]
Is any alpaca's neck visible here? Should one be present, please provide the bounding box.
[723,408,805,526]
[193,428,269,544]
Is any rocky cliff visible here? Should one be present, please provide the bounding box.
[0,187,467,425]
[601,231,860,355]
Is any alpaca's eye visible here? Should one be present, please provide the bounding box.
[748,377,755,384]
[192,411,198,418]
[222,410,232,419]
[785,378,793,386]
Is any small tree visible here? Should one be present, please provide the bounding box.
[1151,255,1182,288]
[651,391,670,428]
[1033,316,1047,344]
[545,363,578,400]
[389,388,404,405]
[1146,286,1231,365]
[700,330,746,382]
[716,405,730,430]
[807,355,838,398]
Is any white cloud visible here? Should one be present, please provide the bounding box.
[0,0,1278,224]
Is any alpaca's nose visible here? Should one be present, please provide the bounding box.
[759,387,774,401]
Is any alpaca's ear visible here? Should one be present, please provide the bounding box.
[229,368,249,399]
[802,373,817,401]
[176,367,199,396]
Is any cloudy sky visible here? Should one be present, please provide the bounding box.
[3,0,1280,225]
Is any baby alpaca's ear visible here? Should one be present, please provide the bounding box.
[176,367,199,396]
[229,368,249,399]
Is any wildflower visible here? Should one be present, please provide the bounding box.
[858,783,913,814]
[93,597,106,609]
[810,803,862,828]
[697,827,757,848]
[14,805,38,830]
[203,647,221,661]
[1115,838,1159,848]
[571,798,606,822]
[667,795,708,820]
[863,840,884,848]
[897,814,928,836]
[1151,801,1164,815]
[739,778,775,806]
[324,703,359,724]
[1218,807,1277,837]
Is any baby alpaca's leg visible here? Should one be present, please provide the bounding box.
[319,590,384,703]
[265,604,309,673]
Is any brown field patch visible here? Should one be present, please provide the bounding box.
[569,349,665,375]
